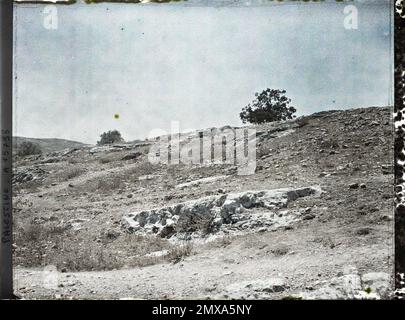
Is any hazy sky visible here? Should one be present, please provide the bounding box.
[14,0,393,144]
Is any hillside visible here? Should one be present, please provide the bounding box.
[12,106,394,299]
[13,137,88,154]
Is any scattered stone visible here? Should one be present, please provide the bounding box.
[349,183,359,189]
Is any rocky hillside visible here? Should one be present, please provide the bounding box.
[13,106,394,299]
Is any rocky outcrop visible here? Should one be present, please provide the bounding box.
[89,144,135,154]
[122,186,321,240]
[13,166,47,184]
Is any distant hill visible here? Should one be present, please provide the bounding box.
[13,137,88,154]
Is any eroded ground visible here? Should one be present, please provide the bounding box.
[13,106,394,299]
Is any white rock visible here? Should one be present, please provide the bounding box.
[165,218,175,227]
[122,186,321,240]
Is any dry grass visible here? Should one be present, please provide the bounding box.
[166,242,193,264]
[49,166,86,183]
[63,167,85,180]
[14,180,42,193]
[122,234,171,257]
[257,144,271,158]
[67,158,79,164]
[124,162,159,181]
[99,156,114,164]
[22,222,67,242]
[14,220,188,271]
[55,245,124,271]
[15,221,69,267]
[271,245,289,256]
[96,176,124,192]
[176,215,215,235]
[316,158,336,169]
[213,235,233,247]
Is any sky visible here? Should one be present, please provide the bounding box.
[13,0,393,144]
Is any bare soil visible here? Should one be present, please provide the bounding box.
[13,106,394,299]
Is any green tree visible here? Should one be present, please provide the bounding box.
[240,89,296,124]
[97,130,124,145]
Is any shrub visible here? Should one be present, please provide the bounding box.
[176,214,214,235]
[166,242,193,263]
[96,176,124,192]
[17,141,42,157]
[97,130,124,145]
[19,221,68,243]
[240,89,296,124]
[257,144,271,158]
[56,246,124,272]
